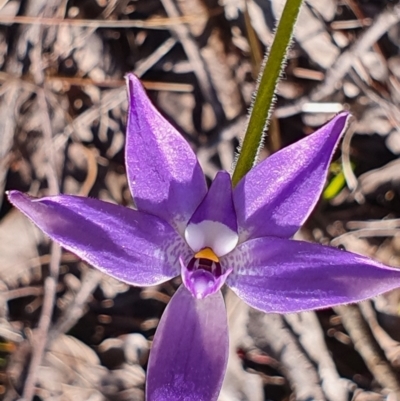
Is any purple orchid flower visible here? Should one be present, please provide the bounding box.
[7,74,400,401]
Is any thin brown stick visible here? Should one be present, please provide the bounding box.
[334,305,400,398]
[276,4,400,118]
[331,229,399,248]
[0,83,20,207]
[77,146,98,197]
[347,219,400,230]
[285,313,350,401]
[20,3,62,398]
[248,310,326,400]
[21,244,61,401]
[341,121,360,194]
[359,301,400,368]
[159,0,225,122]
[0,9,223,29]
[47,268,102,345]
[2,286,44,301]
[59,35,187,149]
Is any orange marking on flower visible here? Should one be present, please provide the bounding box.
[195,247,219,263]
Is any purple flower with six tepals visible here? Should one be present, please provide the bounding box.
[8,74,400,401]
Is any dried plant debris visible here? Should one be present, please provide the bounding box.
[6,334,145,401]
[0,209,43,288]
[1,0,400,400]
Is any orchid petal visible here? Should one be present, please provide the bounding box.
[147,285,228,401]
[8,191,190,286]
[233,112,350,241]
[125,74,207,233]
[181,258,232,299]
[185,171,238,257]
[225,236,400,313]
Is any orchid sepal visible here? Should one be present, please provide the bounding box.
[226,236,400,313]
[7,190,188,286]
[233,112,351,242]
[125,74,207,234]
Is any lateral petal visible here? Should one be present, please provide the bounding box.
[233,112,350,241]
[8,191,190,286]
[125,74,207,233]
[147,285,228,401]
[225,236,400,313]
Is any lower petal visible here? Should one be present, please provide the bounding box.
[8,191,189,286]
[225,237,400,313]
[146,285,228,401]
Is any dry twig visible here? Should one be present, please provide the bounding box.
[276,4,400,117]
[334,305,400,398]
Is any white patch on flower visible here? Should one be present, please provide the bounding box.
[184,220,238,257]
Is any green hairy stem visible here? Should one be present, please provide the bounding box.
[232,0,303,187]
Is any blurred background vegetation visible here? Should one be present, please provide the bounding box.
[1,0,400,400]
